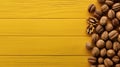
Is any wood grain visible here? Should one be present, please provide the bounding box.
[0,19,87,35]
[0,0,99,19]
[0,56,89,67]
[0,36,90,55]
[0,0,96,66]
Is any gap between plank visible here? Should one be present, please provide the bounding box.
[0,18,86,19]
[0,35,89,37]
[0,55,90,56]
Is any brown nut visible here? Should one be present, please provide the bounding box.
[107,49,115,57]
[94,10,103,19]
[98,57,104,64]
[87,17,98,26]
[104,58,113,67]
[112,56,119,63]
[106,40,113,49]
[100,16,108,26]
[101,4,109,12]
[98,64,105,67]
[100,48,107,57]
[105,0,114,6]
[109,30,119,40]
[98,0,106,4]
[87,24,95,35]
[88,56,97,64]
[113,41,120,51]
[105,22,113,32]
[96,39,105,48]
[115,64,120,67]
[112,18,119,26]
[117,50,120,57]
[108,9,115,19]
[92,33,99,44]
[116,11,120,20]
[96,25,104,34]
[92,47,100,57]
[101,31,108,41]
[112,3,120,11]
[118,34,120,42]
[88,4,96,13]
[86,42,93,50]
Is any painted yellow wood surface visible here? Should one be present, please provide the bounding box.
[0,19,87,35]
[0,0,99,19]
[0,0,97,67]
[0,56,90,67]
[0,36,90,55]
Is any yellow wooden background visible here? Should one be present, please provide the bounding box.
[0,0,100,67]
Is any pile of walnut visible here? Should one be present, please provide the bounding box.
[86,0,120,67]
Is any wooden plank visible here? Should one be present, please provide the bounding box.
[0,0,99,19]
[0,56,89,67]
[0,36,90,55]
[0,19,87,35]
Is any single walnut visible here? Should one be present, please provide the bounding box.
[105,22,113,32]
[107,49,115,57]
[100,48,107,57]
[88,56,97,64]
[112,56,119,63]
[100,16,108,26]
[87,17,98,27]
[96,39,105,48]
[86,42,93,50]
[113,41,120,51]
[87,24,95,35]
[96,25,104,34]
[106,40,112,49]
[112,3,120,11]
[101,4,109,12]
[104,58,113,67]
[98,57,104,64]
[101,31,108,41]
[108,9,115,19]
[88,4,96,13]
[109,30,119,40]
[92,33,99,44]
[112,18,119,26]
[92,47,100,57]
